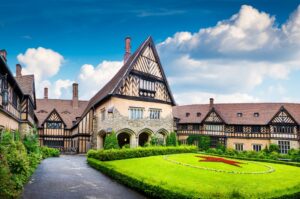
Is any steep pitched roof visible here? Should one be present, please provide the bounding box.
[15,75,36,106]
[80,36,175,119]
[35,99,88,128]
[173,103,300,125]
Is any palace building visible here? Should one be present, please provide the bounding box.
[173,98,300,154]
[0,37,299,154]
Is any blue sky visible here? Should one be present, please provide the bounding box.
[1,0,300,104]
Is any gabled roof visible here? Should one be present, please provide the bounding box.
[80,36,175,119]
[173,103,300,125]
[35,99,88,128]
[15,74,36,107]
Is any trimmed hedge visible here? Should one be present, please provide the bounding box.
[88,158,190,199]
[40,146,60,159]
[87,146,197,161]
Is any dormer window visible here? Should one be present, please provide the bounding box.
[254,112,259,117]
[197,112,201,117]
[186,112,190,117]
[237,113,243,117]
[139,79,156,98]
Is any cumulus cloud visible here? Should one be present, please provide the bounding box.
[17,47,71,98]
[158,5,300,104]
[78,60,123,99]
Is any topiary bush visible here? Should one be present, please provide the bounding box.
[198,135,211,151]
[104,131,120,150]
[166,132,177,146]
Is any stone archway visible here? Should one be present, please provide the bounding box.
[138,128,154,146]
[117,132,130,148]
[116,128,136,148]
[96,130,106,149]
[156,129,168,145]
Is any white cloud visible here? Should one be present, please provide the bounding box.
[174,91,259,105]
[78,60,123,99]
[17,47,64,82]
[158,4,300,104]
[17,47,70,99]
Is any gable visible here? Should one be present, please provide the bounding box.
[132,44,163,78]
[204,111,223,123]
[113,37,175,105]
[271,110,296,124]
[43,109,65,125]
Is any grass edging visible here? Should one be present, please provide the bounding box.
[87,157,191,199]
[200,152,300,167]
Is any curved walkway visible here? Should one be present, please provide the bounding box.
[22,155,145,199]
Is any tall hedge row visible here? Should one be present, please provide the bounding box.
[87,146,197,161]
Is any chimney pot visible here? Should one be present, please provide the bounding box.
[16,64,22,77]
[209,98,214,107]
[0,49,7,62]
[124,36,131,63]
[44,87,48,99]
[72,83,79,109]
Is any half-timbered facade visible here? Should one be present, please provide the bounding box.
[0,50,36,135]
[173,99,300,153]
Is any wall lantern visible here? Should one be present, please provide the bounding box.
[1,74,8,107]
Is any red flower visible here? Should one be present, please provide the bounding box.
[195,155,243,167]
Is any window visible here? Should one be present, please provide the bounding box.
[139,79,155,91]
[278,141,290,154]
[46,122,62,129]
[252,144,262,151]
[254,112,259,117]
[149,108,161,119]
[180,124,188,130]
[101,109,105,121]
[12,92,18,108]
[252,126,261,133]
[234,125,243,133]
[273,125,294,133]
[235,143,244,151]
[204,125,224,131]
[237,113,243,117]
[186,112,190,117]
[129,107,143,119]
[193,124,200,130]
[197,112,201,117]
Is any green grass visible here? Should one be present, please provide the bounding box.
[89,153,300,198]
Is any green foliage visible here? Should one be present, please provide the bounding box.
[166,132,177,146]
[23,133,40,154]
[150,134,164,146]
[40,146,60,158]
[122,144,130,149]
[198,135,211,151]
[104,131,120,150]
[87,146,197,161]
[186,134,200,145]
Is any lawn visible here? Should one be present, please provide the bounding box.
[89,153,300,198]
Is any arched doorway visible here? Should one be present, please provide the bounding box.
[117,132,130,148]
[138,132,150,146]
[157,129,168,145]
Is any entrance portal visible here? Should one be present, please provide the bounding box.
[138,132,149,146]
[117,132,130,148]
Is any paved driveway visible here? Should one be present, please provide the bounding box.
[22,155,146,199]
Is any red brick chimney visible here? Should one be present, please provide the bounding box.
[44,87,48,99]
[16,64,22,77]
[72,83,78,109]
[0,49,7,62]
[124,36,131,63]
[209,98,214,108]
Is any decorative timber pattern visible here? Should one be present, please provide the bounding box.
[205,112,223,123]
[133,45,163,78]
[47,111,62,122]
[117,75,139,97]
[272,111,295,124]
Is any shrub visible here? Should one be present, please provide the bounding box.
[23,132,40,154]
[104,131,119,150]
[87,146,197,161]
[265,144,280,153]
[122,144,130,149]
[187,135,200,145]
[40,146,60,158]
[166,132,177,146]
[198,136,211,151]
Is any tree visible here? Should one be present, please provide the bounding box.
[198,135,211,151]
[104,131,119,150]
[166,132,177,146]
